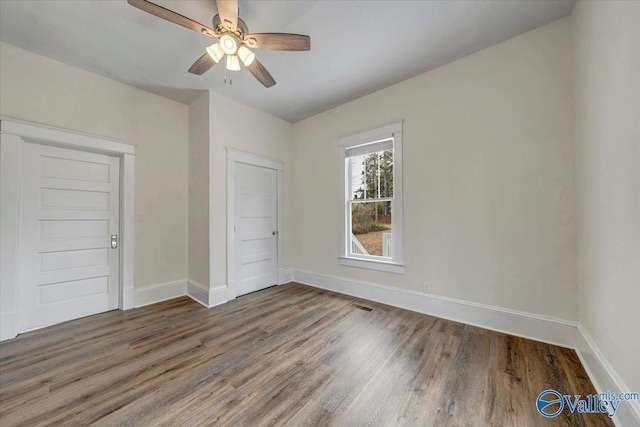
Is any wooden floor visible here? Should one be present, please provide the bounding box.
[0,283,612,426]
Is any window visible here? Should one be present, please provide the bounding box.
[339,122,404,273]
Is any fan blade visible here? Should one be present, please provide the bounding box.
[216,0,238,31]
[246,59,276,88]
[244,33,310,51]
[188,53,217,75]
[128,0,216,36]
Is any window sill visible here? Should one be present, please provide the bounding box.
[339,257,405,274]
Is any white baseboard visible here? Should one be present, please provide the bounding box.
[280,269,294,284]
[209,285,229,307]
[134,280,187,308]
[2,279,226,341]
[186,280,210,307]
[292,269,577,348]
[576,325,640,427]
[134,279,230,310]
[0,312,17,341]
[122,287,135,310]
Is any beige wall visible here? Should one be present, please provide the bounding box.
[0,42,189,289]
[3,1,636,399]
[2,5,637,396]
[291,18,577,321]
[572,0,640,393]
[208,92,293,289]
[188,92,210,286]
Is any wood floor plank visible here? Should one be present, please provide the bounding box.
[285,400,335,427]
[397,331,461,426]
[337,316,438,425]
[524,339,590,427]
[0,283,613,427]
[557,347,614,427]
[485,334,538,426]
[432,327,492,425]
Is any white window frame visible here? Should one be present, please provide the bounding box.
[339,121,404,274]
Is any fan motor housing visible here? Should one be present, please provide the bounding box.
[212,14,249,37]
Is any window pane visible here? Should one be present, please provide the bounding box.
[350,201,392,258]
[349,149,393,200]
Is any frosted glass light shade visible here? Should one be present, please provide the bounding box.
[220,35,238,55]
[237,46,255,66]
[226,55,241,71]
[206,43,224,63]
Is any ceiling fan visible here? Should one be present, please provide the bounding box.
[128,0,311,88]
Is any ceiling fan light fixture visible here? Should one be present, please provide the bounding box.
[206,43,224,63]
[127,0,309,87]
[220,34,238,55]
[226,54,241,71]
[237,46,255,66]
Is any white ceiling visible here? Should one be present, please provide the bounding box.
[0,0,575,122]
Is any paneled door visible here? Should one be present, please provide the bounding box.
[234,162,278,297]
[19,142,120,332]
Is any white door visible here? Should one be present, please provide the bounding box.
[19,142,120,332]
[234,163,278,297]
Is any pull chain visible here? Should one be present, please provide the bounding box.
[224,67,232,85]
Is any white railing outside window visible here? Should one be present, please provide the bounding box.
[351,233,369,256]
[382,232,392,258]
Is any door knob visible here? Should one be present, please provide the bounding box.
[111,234,118,249]
[272,231,278,236]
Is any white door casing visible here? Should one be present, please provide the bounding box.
[226,148,284,300]
[234,163,278,297]
[1,117,135,341]
[20,143,120,331]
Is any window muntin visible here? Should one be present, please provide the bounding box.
[345,139,395,260]
[339,121,403,273]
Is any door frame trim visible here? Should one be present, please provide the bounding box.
[0,117,136,341]
[226,148,284,300]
